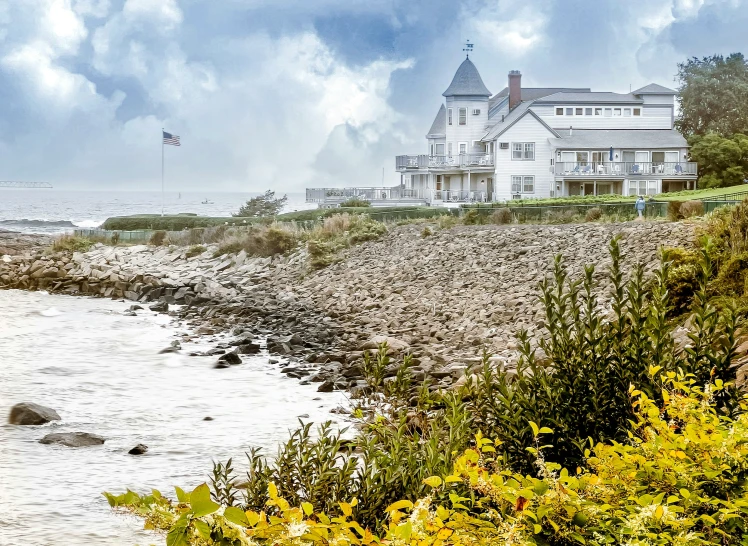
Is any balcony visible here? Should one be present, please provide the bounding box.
[396,154,494,170]
[555,162,697,177]
[306,186,429,204]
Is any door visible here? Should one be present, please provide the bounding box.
[635,151,650,173]
[592,151,607,174]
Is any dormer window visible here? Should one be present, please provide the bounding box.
[459,108,467,125]
[633,108,641,116]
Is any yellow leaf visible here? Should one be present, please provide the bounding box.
[445,475,462,483]
[340,502,352,517]
[423,476,443,488]
[655,505,664,519]
[386,500,414,513]
[301,502,313,516]
[246,511,261,526]
[268,483,278,499]
[529,421,540,437]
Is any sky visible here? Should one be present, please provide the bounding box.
[0,0,746,192]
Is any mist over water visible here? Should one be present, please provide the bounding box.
[0,291,347,545]
[0,190,313,234]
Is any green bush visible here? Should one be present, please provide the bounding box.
[421,226,432,238]
[186,245,206,258]
[339,197,371,208]
[50,235,95,253]
[680,199,705,218]
[462,209,483,225]
[212,225,299,258]
[150,230,167,246]
[490,208,512,224]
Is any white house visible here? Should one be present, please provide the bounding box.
[394,57,697,203]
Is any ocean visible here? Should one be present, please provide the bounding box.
[0,189,314,235]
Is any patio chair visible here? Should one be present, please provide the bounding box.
[581,165,592,175]
[571,165,581,174]
[630,164,640,175]
[674,164,683,175]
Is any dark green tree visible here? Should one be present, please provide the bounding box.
[689,133,748,187]
[234,190,288,217]
[675,53,748,138]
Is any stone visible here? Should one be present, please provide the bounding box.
[237,343,261,355]
[8,402,61,425]
[317,379,336,393]
[39,432,106,447]
[203,416,214,421]
[149,301,169,313]
[128,443,148,455]
[360,335,410,353]
[158,346,180,354]
[217,352,242,366]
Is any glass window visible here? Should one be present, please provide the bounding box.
[585,108,592,116]
[435,143,445,155]
[575,107,583,116]
[613,108,622,116]
[511,176,522,193]
[566,107,573,115]
[648,180,658,195]
[595,108,602,116]
[459,108,467,125]
[512,143,523,159]
[448,109,453,125]
[512,142,534,160]
[523,176,534,193]
[459,142,467,154]
[623,108,632,117]
[524,143,535,160]
[576,151,589,164]
[556,107,564,115]
[604,108,612,117]
[633,108,641,116]
[430,144,434,156]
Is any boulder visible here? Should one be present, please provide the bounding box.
[218,352,242,365]
[128,444,148,455]
[8,402,61,425]
[237,342,261,355]
[39,432,105,447]
[360,335,410,353]
[149,301,169,313]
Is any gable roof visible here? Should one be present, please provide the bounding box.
[535,91,643,104]
[549,129,688,149]
[482,102,560,141]
[442,58,491,97]
[426,104,446,137]
[490,87,591,101]
[632,83,677,95]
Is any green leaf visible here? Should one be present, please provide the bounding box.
[224,506,250,526]
[166,517,190,546]
[572,512,589,527]
[193,520,212,539]
[301,502,314,516]
[175,486,190,503]
[529,421,540,437]
[190,484,219,518]
[423,476,443,488]
[386,500,414,512]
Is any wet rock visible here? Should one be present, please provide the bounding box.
[217,352,242,366]
[8,402,61,425]
[317,379,336,393]
[360,335,410,353]
[203,416,214,421]
[214,360,231,369]
[158,346,180,354]
[128,444,148,455]
[149,301,169,313]
[237,342,261,355]
[129,304,144,311]
[39,432,105,447]
[205,348,226,356]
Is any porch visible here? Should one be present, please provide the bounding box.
[555,161,697,177]
[559,178,696,197]
[305,186,429,206]
[396,154,494,171]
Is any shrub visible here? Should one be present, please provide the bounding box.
[584,207,602,222]
[339,197,370,208]
[680,199,705,218]
[186,245,206,258]
[421,226,432,238]
[50,235,94,253]
[305,215,387,269]
[234,190,288,217]
[437,215,459,230]
[212,225,299,258]
[490,208,513,224]
[188,228,205,245]
[461,209,483,225]
[667,200,684,221]
[150,230,167,246]
[546,209,579,224]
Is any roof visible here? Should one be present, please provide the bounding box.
[549,129,688,149]
[535,91,644,104]
[482,101,560,141]
[490,87,590,101]
[442,58,491,97]
[632,83,677,95]
[426,104,446,137]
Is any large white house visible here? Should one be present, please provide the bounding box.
[305,57,697,206]
[395,57,696,203]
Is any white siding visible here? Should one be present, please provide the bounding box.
[534,104,671,130]
[641,94,675,106]
[493,114,555,201]
[445,97,490,152]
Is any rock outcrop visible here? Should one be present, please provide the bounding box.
[39,432,105,447]
[8,402,61,425]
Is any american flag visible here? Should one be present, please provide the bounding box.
[163,131,180,146]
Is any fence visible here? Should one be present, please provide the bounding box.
[74,228,156,242]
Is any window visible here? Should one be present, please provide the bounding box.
[435,143,445,155]
[628,180,658,196]
[595,107,602,116]
[633,108,641,116]
[448,109,453,126]
[556,107,564,115]
[447,143,452,157]
[575,107,583,116]
[565,107,573,116]
[430,144,434,156]
[604,108,612,117]
[585,108,592,116]
[459,108,467,125]
[623,108,632,117]
[511,176,522,193]
[523,176,534,193]
[459,142,467,154]
[613,108,622,116]
[472,109,481,115]
[512,142,535,160]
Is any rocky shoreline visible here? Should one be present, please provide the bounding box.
[0,222,701,392]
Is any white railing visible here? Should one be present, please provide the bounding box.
[396,154,494,170]
[555,162,697,176]
[306,186,429,203]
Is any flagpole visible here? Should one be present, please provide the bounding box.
[161,128,164,217]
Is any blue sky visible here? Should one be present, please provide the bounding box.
[0,0,745,191]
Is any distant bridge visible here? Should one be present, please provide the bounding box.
[0,181,53,189]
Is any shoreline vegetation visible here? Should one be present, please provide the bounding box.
[5,199,748,543]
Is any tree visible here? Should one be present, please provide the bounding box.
[689,133,748,187]
[675,53,748,138]
[234,190,288,217]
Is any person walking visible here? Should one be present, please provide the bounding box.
[635,195,646,219]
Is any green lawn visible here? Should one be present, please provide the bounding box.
[655,185,748,201]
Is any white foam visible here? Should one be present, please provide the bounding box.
[73,219,104,228]
[39,307,62,317]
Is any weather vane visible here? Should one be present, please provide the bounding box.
[463,40,473,58]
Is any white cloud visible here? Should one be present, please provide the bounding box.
[123,0,182,27]
[465,0,551,57]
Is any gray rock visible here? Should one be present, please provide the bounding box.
[217,352,242,366]
[8,402,61,425]
[149,301,169,313]
[203,416,214,421]
[128,443,148,455]
[39,432,105,447]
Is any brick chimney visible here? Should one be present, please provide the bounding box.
[508,70,522,110]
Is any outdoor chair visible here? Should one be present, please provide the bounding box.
[631,164,640,175]
[675,164,683,174]
[581,165,592,174]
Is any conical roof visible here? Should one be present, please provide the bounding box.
[442,58,491,97]
[427,104,446,136]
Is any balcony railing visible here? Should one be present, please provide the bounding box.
[306,186,428,203]
[433,190,488,202]
[396,154,494,170]
[555,162,697,176]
